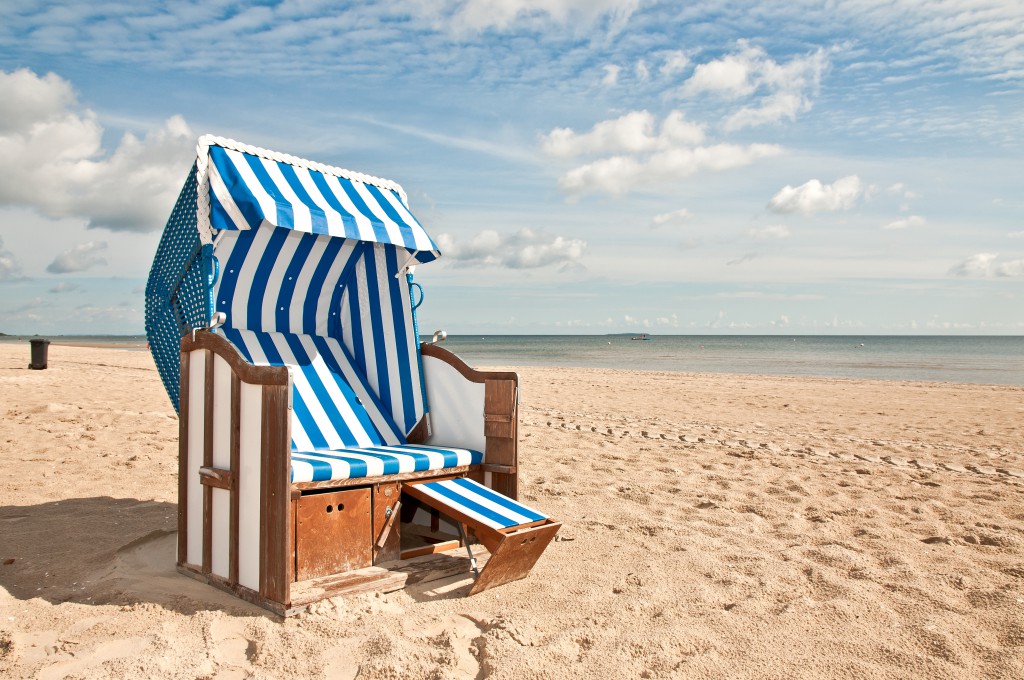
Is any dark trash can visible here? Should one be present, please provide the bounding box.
[29,338,50,370]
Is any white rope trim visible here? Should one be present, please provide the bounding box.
[195,137,214,245]
[193,134,412,245]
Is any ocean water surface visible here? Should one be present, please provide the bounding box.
[3,333,1021,386]
[432,335,1024,386]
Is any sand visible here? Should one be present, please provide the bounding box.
[1,342,1022,679]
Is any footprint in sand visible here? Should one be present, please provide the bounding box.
[209,618,255,676]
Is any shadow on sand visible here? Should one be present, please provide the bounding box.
[0,496,265,617]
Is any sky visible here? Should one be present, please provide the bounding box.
[0,0,1022,336]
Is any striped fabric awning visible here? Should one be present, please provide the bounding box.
[207,144,438,258]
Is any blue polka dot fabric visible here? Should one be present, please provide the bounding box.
[144,164,212,412]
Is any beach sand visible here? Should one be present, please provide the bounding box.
[1,343,1022,678]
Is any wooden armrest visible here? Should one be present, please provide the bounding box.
[198,466,233,490]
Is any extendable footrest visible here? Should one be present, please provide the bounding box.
[403,477,561,594]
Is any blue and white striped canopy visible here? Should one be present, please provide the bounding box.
[207,144,438,257]
[204,139,435,439]
[146,136,440,427]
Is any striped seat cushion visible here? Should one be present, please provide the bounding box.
[411,477,548,530]
[291,444,483,483]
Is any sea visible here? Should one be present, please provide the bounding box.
[3,334,1022,386]
[433,335,1024,386]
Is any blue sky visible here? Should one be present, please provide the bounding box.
[0,0,1021,335]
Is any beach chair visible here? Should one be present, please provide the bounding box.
[145,136,559,615]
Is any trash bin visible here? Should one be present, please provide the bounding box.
[29,338,50,370]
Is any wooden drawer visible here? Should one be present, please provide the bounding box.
[295,487,372,580]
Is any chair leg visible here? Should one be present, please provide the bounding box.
[456,522,479,577]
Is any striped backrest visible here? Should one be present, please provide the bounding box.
[213,224,427,438]
[214,226,361,338]
[338,243,424,436]
[222,328,406,450]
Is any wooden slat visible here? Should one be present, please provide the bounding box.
[229,373,240,586]
[400,540,463,559]
[177,351,191,566]
[290,548,491,607]
[484,378,518,499]
[176,566,288,617]
[479,464,517,475]
[259,383,292,605]
[484,379,516,453]
[489,472,517,501]
[202,350,214,575]
[292,465,477,492]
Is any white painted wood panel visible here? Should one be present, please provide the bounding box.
[212,355,232,468]
[421,355,486,454]
[186,350,206,566]
[237,382,263,591]
[211,488,230,578]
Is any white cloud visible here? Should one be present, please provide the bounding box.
[659,50,690,77]
[635,59,650,81]
[767,175,863,215]
[949,253,1024,278]
[0,235,24,282]
[651,208,691,227]
[887,183,918,200]
[47,241,108,274]
[725,91,807,131]
[543,109,778,196]
[70,303,142,325]
[0,69,75,134]
[882,215,926,230]
[435,228,585,269]
[683,46,758,98]
[437,0,644,33]
[747,224,791,240]
[622,313,677,329]
[0,68,194,232]
[601,64,621,87]
[542,110,704,158]
[681,41,828,130]
[0,236,24,282]
[559,143,781,196]
[1007,230,1024,238]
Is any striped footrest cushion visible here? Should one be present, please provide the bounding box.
[411,477,548,530]
[291,444,483,483]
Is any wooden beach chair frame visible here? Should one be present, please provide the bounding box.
[146,136,559,616]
